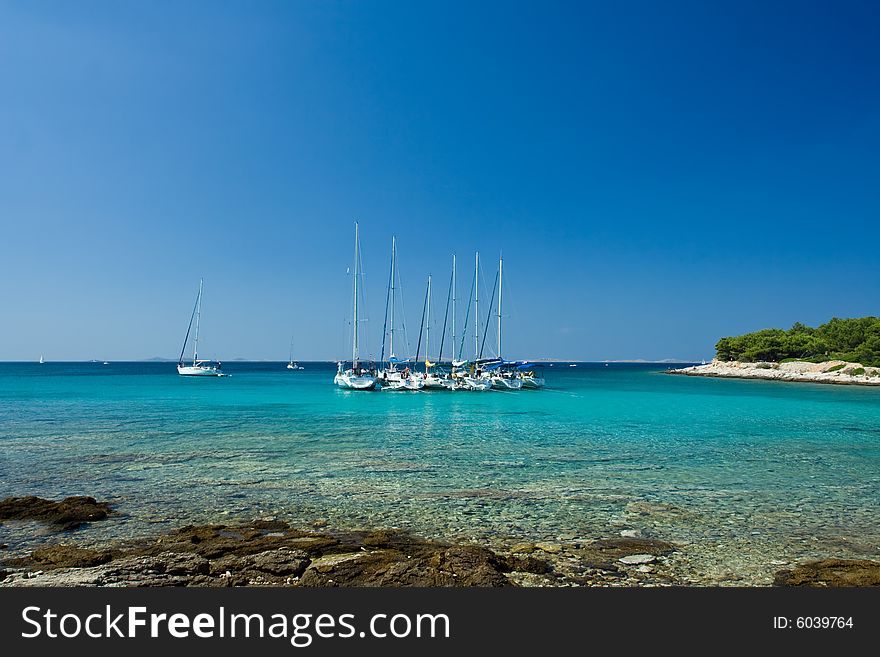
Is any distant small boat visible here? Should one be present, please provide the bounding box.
[103,361,109,365]
[177,278,227,377]
[39,355,44,364]
[286,336,304,370]
[569,363,576,367]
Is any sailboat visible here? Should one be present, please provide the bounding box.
[482,254,522,390]
[420,257,461,390]
[407,275,446,390]
[286,337,304,370]
[177,278,226,377]
[39,355,44,364]
[334,222,378,390]
[376,236,421,390]
[453,252,492,391]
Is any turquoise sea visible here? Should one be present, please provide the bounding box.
[1,362,879,583]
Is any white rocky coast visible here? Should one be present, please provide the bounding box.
[669,359,880,386]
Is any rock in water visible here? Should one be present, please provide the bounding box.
[0,496,112,531]
[774,559,880,587]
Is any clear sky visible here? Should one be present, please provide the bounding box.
[1,1,878,362]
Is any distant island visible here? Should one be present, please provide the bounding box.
[670,317,880,386]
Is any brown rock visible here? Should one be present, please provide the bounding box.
[30,545,114,568]
[299,544,511,587]
[505,554,552,575]
[0,496,112,530]
[133,523,338,560]
[774,559,880,587]
[210,548,310,578]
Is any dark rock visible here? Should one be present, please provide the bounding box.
[1,519,576,588]
[0,569,7,582]
[30,545,114,568]
[362,529,425,549]
[774,559,880,587]
[299,544,511,587]
[505,554,552,575]
[0,496,112,530]
[94,553,211,586]
[250,519,290,532]
[587,538,676,557]
[135,523,338,560]
[210,548,310,579]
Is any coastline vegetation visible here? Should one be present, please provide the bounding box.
[715,317,880,367]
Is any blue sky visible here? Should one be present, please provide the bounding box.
[1,1,878,361]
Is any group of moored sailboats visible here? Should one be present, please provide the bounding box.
[334,223,545,392]
[172,223,544,388]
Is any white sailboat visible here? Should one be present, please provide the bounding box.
[419,275,447,390]
[334,222,378,390]
[448,252,492,391]
[177,278,226,377]
[39,355,44,364]
[286,337,304,370]
[377,236,421,390]
[421,256,461,390]
[488,255,521,390]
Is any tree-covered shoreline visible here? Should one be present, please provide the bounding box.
[715,317,880,367]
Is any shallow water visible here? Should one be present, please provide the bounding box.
[1,361,878,583]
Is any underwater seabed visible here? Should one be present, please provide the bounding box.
[1,361,878,584]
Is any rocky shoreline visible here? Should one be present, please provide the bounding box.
[668,359,880,386]
[2,497,879,587]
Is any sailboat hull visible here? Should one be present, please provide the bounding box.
[520,376,545,389]
[334,372,378,389]
[177,365,226,377]
[462,377,492,391]
[382,377,424,391]
[490,376,523,390]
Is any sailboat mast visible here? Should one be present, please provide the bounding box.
[474,252,480,360]
[390,236,396,360]
[352,222,359,368]
[497,254,503,359]
[426,275,432,369]
[451,254,456,361]
[415,276,429,364]
[193,278,203,365]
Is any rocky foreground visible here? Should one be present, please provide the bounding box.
[669,359,880,386]
[2,497,880,587]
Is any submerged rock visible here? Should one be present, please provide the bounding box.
[774,559,880,587]
[0,496,112,531]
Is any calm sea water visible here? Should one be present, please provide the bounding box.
[1,361,879,582]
